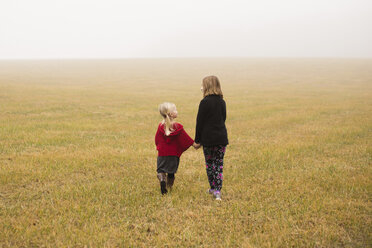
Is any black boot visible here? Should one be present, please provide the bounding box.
[167,173,175,189]
[157,173,167,195]
[160,181,167,195]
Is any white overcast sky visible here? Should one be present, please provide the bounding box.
[0,0,371,59]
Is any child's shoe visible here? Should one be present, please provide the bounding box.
[160,181,167,195]
[214,191,221,201]
[206,189,215,194]
[157,173,167,195]
[167,174,175,189]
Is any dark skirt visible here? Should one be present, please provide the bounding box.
[157,156,180,174]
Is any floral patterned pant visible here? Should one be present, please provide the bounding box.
[203,145,226,191]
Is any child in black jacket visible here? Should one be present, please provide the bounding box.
[195,75,228,201]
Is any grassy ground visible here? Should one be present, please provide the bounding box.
[0,58,371,247]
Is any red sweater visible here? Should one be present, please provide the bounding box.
[155,122,194,157]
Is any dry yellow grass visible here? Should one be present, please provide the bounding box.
[0,58,371,247]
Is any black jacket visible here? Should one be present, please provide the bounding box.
[195,94,228,146]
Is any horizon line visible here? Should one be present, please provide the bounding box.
[1,56,372,61]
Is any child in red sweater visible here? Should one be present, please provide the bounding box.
[155,102,200,194]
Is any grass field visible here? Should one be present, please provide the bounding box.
[0,58,371,247]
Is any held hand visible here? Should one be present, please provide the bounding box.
[192,142,201,150]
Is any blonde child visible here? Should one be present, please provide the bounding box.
[194,76,228,201]
[155,102,199,195]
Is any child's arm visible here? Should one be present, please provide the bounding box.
[155,125,161,146]
[222,100,227,122]
[178,128,194,152]
[195,100,206,144]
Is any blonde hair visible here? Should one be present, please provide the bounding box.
[202,75,223,98]
[158,102,176,136]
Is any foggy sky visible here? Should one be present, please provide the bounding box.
[0,0,371,59]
